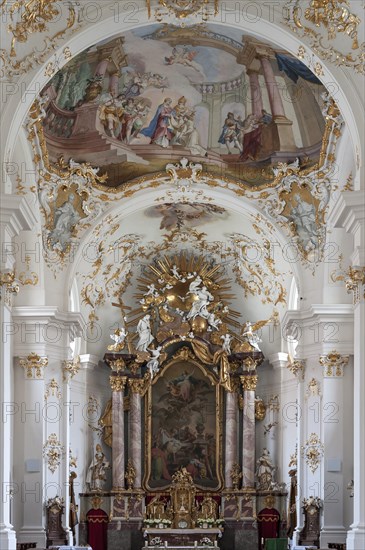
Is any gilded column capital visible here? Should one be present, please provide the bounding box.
[346,266,365,305]
[319,351,349,378]
[110,375,127,392]
[242,357,259,372]
[107,357,126,373]
[128,376,149,396]
[62,356,80,382]
[240,375,258,391]
[0,270,19,306]
[287,358,306,381]
[19,352,48,379]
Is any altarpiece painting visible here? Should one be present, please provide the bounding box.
[144,357,222,491]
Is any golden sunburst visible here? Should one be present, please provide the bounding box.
[126,254,241,339]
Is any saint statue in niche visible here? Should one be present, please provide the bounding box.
[86,444,110,491]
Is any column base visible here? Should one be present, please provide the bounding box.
[18,526,46,548]
[320,526,347,547]
[0,525,17,550]
[346,526,365,550]
[271,116,297,152]
[292,526,303,547]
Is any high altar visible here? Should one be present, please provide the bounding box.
[78,256,287,550]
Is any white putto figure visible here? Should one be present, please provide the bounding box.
[110,327,127,345]
[136,314,154,352]
[146,346,162,379]
[221,333,232,354]
[241,321,262,352]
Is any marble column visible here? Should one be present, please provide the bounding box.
[94,59,109,77]
[240,375,257,488]
[110,376,127,490]
[247,69,263,117]
[259,55,285,117]
[109,72,120,97]
[257,49,296,151]
[128,379,145,489]
[320,352,349,547]
[224,390,238,489]
[346,267,365,550]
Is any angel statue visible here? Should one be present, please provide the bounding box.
[136,314,154,352]
[221,333,232,355]
[146,346,167,379]
[241,320,267,352]
[107,327,128,352]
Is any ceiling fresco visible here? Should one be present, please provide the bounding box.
[41,23,327,187]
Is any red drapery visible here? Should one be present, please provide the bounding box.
[257,507,280,550]
[86,507,108,550]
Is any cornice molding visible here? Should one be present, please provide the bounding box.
[0,195,37,237]
[282,304,354,325]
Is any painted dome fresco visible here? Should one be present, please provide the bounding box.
[41,23,328,187]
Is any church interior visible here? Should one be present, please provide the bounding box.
[0,1,364,550]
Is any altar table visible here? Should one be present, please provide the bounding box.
[144,528,222,547]
[265,538,288,550]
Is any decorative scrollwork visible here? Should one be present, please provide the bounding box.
[43,433,64,474]
[287,358,306,380]
[345,266,365,305]
[0,1,80,79]
[62,356,81,382]
[302,433,324,473]
[319,350,349,377]
[147,0,219,20]
[284,0,365,74]
[19,353,48,379]
[0,270,19,304]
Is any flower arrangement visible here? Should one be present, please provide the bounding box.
[199,536,214,546]
[150,536,163,546]
[197,517,215,527]
[144,518,158,526]
[144,518,172,528]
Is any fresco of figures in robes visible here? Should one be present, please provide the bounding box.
[41,23,326,186]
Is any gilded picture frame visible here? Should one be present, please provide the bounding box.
[143,352,223,491]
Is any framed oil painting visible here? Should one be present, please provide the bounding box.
[144,356,222,491]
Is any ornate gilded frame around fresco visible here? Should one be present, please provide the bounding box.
[143,353,223,492]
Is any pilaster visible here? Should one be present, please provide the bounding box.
[0,194,37,550]
[319,352,349,547]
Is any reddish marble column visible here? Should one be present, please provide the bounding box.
[109,72,120,98]
[110,376,127,489]
[128,379,145,488]
[247,69,263,117]
[224,390,238,488]
[259,56,286,117]
[240,375,257,488]
[94,59,109,77]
